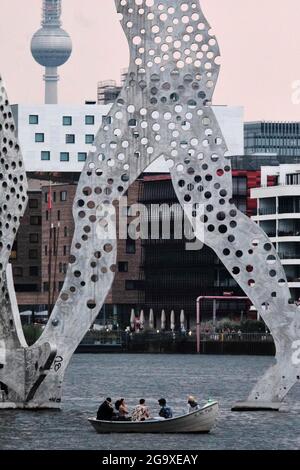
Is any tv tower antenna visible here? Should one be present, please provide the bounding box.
[31,0,72,104]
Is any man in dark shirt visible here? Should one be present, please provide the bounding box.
[158,398,173,419]
[97,397,114,421]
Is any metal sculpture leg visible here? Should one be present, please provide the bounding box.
[0,76,57,408]
[19,0,176,407]
[1,0,299,408]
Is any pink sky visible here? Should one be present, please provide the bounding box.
[1,0,300,121]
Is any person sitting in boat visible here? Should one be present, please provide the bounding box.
[158,398,173,419]
[116,398,131,421]
[131,399,150,422]
[97,397,115,421]
[187,395,200,413]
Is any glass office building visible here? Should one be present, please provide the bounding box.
[245,122,300,157]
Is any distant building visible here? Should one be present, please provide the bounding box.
[11,104,111,173]
[251,164,300,301]
[139,160,268,327]
[12,182,43,297]
[13,179,143,326]
[16,154,300,326]
[97,69,128,105]
[11,104,243,173]
[97,80,122,105]
[8,98,276,326]
[245,122,300,158]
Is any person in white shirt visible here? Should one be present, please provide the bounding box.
[131,399,150,422]
[187,396,200,413]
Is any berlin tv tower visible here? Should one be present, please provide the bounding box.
[31,0,72,104]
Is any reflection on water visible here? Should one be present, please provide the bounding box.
[0,354,300,450]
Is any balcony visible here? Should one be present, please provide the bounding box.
[278,219,300,238]
[278,196,300,215]
[258,208,276,216]
[278,253,300,260]
[278,231,300,237]
[258,197,276,217]
[260,220,276,238]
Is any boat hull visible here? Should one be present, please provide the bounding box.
[88,401,219,434]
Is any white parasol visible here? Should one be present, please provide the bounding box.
[161,309,166,331]
[149,309,154,329]
[170,310,175,331]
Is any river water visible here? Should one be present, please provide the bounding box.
[0,354,299,450]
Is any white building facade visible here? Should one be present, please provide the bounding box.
[11,104,111,173]
[251,164,300,300]
[12,104,244,173]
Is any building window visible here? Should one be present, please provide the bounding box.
[15,284,38,293]
[29,115,39,125]
[85,115,95,125]
[233,177,247,197]
[43,282,49,292]
[41,151,50,161]
[45,245,48,256]
[85,134,94,144]
[126,237,136,254]
[60,152,70,162]
[46,210,49,221]
[57,210,61,221]
[125,281,135,291]
[125,280,143,290]
[30,216,41,226]
[64,226,68,237]
[78,152,87,162]
[29,233,39,244]
[29,266,39,277]
[63,245,67,256]
[59,263,67,275]
[29,199,39,209]
[60,191,67,202]
[66,134,75,144]
[118,262,128,273]
[13,267,23,277]
[35,133,44,143]
[63,116,72,126]
[29,249,38,259]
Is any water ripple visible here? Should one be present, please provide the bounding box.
[0,354,299,450]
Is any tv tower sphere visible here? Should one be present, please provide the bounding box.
[31,27,72,68]
[31,0,72,104]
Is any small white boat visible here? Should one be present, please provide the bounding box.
[88,400,219,434]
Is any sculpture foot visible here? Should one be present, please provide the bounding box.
[246,351,300,405]
[0,341,58,409]
[231,401,282,412]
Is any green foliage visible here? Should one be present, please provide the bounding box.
[241,320,266,333]
[201,318,266,333]
[22,325,43,346]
